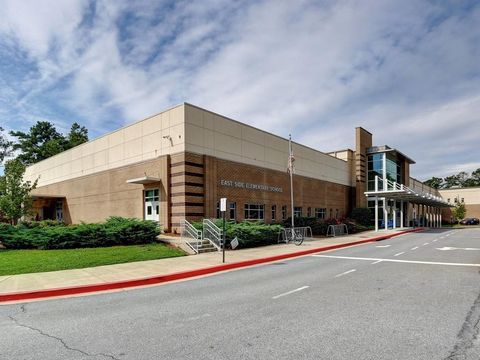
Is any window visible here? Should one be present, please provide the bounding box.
[330,208,333,218]
[454,198,458,203]
[244,204,265,220]
[216,202,220,219]
[229,202,236,221]
[271,205,276,222]
[335,209,339,219]
[145,189,159,202]
[282,205,287,220]
[294,207,302,218]
[461,198,465,203]
[447,198,450,203]
[307,207,312,217]
[315,208,326,219]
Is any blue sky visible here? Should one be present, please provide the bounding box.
[0,0,479,179]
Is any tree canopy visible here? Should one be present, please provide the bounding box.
[424,169,480,189]
[0,159,38,224]
[10,121,88,165]
[0,126,12,164]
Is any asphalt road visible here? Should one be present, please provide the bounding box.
[2,228,480,360]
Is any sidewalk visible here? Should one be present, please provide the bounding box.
[0,228,422,303]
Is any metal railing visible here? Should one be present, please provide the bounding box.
[326,224,348,237]
[203,219,222,250]
[278,226,313,243]
[370,176,448,205]
[180,219,203,254]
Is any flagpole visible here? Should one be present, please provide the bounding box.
[289,135,294,229]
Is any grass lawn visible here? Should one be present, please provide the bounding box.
[0,243,186,276]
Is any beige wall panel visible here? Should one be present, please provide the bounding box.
[213,132,242,154]
[25,104,185,188]
[124,138,143,159]
[141,113,163,134]
[142,131,161,154]
[242,140,265,162]
[185,123,205,147]
[124,122,143,142]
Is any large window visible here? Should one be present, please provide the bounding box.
[367,152,402,190]
[367,153,383,191]
[315,208,326,219]
[271,205,276,222]
[229,202,236,221]
[294,207,302,218]
[282,205,287,220]
[307,207,312,217]
[244,204,265,220]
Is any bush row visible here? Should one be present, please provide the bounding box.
[192,221,283,249]
[0,217,161,250]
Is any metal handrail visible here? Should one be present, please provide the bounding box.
[180,219,202,254]
[203,219,223,250]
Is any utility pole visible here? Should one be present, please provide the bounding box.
[288,135,295,230]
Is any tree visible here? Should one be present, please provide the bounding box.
[452,202,466,222]
[10,121,89,165]
[0,159,38,224]
[67,122,89,148]
[0,127,12,164]
[424,177,443,189]
[471,168,480,186]
[443,174,460,189]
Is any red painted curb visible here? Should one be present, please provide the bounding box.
[0,228,425,303]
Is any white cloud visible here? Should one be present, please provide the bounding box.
[0,0,478,180]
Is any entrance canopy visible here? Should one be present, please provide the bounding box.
[364,177,452,208]
[126,176,161,185]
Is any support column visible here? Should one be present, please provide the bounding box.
[393,204,396,229]
[400,200,404,228]
[384,198,388,230]
[375,197,379,232]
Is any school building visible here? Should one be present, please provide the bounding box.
[24,103,456,232]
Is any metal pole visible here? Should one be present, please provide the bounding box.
[375,196,379,232]
[222,210,226,263]
[289,135,294,230]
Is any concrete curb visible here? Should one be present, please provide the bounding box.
[0,228,424,303]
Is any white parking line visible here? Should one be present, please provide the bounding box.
[272,286,310,299]
[371,260,383,265]
[394,252,405,257]
[423,243,429,246]
[376,245,391,248]
[433,239,438,242]
[411,246,419,250]
[335,269,356,278]
[312,254,480,267]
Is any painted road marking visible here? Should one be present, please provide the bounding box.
[371,260,383,265]
[312,254,480,267]
[423,243,429,246]
[335,269,356,278]
[437,247,480,251]
[433,239,438,242]
[272,286,310,299]
[411,246,419,250]
[376,245,391,248]
[394,252,405,257]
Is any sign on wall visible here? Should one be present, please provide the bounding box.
[219,179,283,193]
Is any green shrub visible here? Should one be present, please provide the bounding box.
[350,208,373,226]
[226,221,283,249]
[0,217,161,250]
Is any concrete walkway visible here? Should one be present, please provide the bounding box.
[0,228,418,300]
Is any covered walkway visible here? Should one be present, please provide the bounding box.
[365,176,452,232]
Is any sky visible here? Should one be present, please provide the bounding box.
[0,0,479,180]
